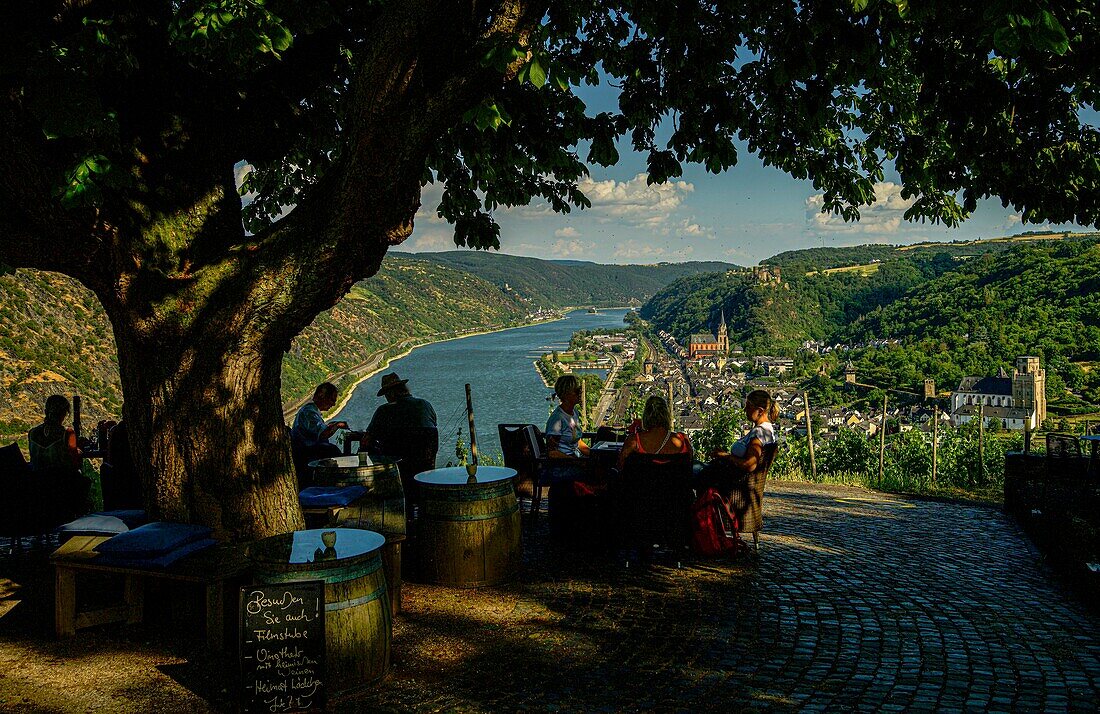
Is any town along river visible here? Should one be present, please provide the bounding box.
[335,309,630,465]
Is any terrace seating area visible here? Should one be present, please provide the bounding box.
[1004,433,1100,583]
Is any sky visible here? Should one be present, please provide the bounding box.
[393,81,1097,267]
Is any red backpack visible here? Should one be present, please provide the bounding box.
[691,488,741,557]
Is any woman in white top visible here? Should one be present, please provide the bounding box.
[712,389,778,474]
[545,374,591,459]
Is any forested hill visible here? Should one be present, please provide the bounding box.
[762,231,1100,271]
[640,239,1100,406]
[641,256,948,353]
[413,251,737,307]
[0,256,529,443]
[844,240,1100,403]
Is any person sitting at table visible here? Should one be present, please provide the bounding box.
[27,394,91,517]
[28,395,82,470]
[290,382,347,480]
[546,374,591,459]
[702,389,778,494]
[617,395,691,470]
[362,372,438,483]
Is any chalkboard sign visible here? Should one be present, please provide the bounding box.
[240,582,326,713]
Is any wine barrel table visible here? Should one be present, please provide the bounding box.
[414,466,522,587]
[249,528,390,692]
[307,455,406,536]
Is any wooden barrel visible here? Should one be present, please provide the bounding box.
[307,455,406,536]
[251,529,390,693]
[415,467,521,587]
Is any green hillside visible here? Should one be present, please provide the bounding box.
[641,257,947,352]
[844,240,1100,404]
[413,251,737,307]
[0,257,528,443]
[763,231,1100,271]
[641,238,1100,408]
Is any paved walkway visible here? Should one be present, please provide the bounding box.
[1,482,1098,712]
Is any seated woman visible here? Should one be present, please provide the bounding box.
[545,374,591,460]
[27,394,90,518]
[27,395,82,471]
[706,389,778,488]
[617,395,691,469]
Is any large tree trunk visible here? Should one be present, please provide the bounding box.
[111,302,305,540]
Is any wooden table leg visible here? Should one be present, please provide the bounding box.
[124,574,144,625]
[55,565,76,638]
[205,581,225,652]
[382,536,404,616]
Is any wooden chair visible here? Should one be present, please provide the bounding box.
[726,443,779,551]
[615,451,695,554]
[498,424,554,523]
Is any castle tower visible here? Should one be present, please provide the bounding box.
[844,360,857,384]
[923,379,936,401]
[1012,356,1046,427]
[717,308,729,354]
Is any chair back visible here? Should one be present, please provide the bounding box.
[498,424,545,498]
[375,426,439,484]
[1046,433,1082,460]
[728,442,779,535]
[617,451,695,549]
[595,426,627,444]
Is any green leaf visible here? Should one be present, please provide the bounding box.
[851,0,870,13]
[527,58,547,89]
[271,25,293,53]
[1032,10,1069,55]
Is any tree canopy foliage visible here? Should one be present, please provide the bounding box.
[2,0,1098,536]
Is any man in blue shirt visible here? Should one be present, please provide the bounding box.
[291,382,347,482]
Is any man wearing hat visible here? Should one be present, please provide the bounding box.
[364,373,438,498]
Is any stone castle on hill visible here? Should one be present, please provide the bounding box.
[950,356,1047,431]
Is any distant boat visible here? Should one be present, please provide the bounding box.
[587,307,598,313]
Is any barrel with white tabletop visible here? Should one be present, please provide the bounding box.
[414,466,521,587]
[307,454,406,536]
[249,528,390,692]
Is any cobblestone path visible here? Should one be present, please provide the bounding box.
[349,482,1100,712]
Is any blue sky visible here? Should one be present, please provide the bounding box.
[394,80,1097,266]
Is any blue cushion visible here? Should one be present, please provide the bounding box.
[93,538,217,569]
[299,486,368,508]
[56,515,130,538]
[94,510,148,528]
[94,522,212,558]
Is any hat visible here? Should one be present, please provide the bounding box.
[377,372,409,396]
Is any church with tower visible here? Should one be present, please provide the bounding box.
[688,309,729,359]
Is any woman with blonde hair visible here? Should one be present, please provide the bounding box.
[617,395,691,469]
[545,374,591,459]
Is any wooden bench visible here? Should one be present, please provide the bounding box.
[52,536,250,651]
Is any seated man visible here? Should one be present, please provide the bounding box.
[291,382,347,483]
[363,373,438,492]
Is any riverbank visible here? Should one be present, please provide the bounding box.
[282,311,571,421]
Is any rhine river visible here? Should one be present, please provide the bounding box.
[335,309,631,463]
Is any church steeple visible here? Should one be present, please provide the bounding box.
[717,307,729,354]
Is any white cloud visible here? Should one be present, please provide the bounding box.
[580,173,694,227]
[611,240,695,261]
[554,226,580,238]
[1006,214,1022,226]
[405,231,456,252]
[549,238,594,257]
[805,182,917,234]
